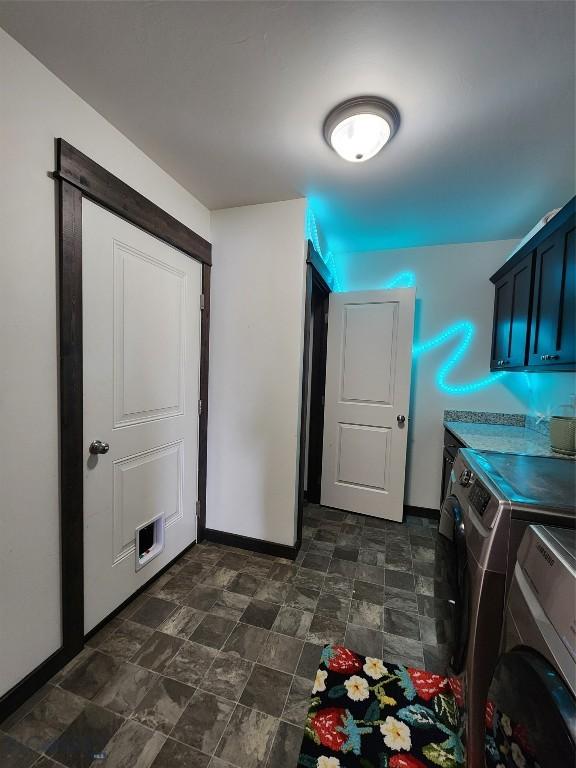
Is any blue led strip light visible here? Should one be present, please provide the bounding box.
[413,320,506,394]
[305,207,343,291]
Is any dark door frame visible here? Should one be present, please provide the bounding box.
[296,242,332,543]
[0,139,212,723]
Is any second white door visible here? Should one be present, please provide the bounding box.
[83,200,202,633]
[321,289,415,521]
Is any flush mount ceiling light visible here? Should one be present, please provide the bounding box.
[323,96,400,163]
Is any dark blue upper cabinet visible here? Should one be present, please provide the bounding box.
[490,197,575,372]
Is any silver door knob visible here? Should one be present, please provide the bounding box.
[397,415,406,425]
[89,440,109,455]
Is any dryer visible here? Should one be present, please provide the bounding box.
[485,524,575,767]
[438,448,575,768]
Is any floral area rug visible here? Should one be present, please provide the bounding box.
[297,644,465,768]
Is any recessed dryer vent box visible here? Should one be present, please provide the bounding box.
[135,513,165,572]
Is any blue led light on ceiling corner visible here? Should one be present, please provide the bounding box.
[382,271,416,289]
[305,206,343,291]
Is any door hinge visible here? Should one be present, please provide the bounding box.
[196,500,201,518]
[198,399,203,416]
[321,395,325,406]
[200,294,205,311]
[324,312,329,325]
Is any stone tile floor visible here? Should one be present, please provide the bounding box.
[0,504,452,768]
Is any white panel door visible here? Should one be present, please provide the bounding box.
[83,200,202,632]
[321,289,415,520]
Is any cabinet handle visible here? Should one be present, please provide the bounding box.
[541,354,559,361]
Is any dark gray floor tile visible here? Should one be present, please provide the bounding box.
[385,569,415,591]
[95,719,165,768]
[382,632,424,663]
[239,664,292,717]
[131,632,185,673]
[315,592,350,622]
[149,737,210,768]
[183,586,223,611]
[281,675,313,726]
[302,552,330,573]
[46,703,123,768]
[117,593,148,620]
[171,690,235,753]
[314,528,338,544]
[322,573,354,600]
[159,606,205,639]
[60,650,121,701]
[333,547,358,563]
[382,608,421,641]
[131,676,194,734]
[344,625,383,659]
[254,580,290,605]
[412,559,438,578]
[265,720,304,768]
[355,563,385,585]
[85,618,123,649]
[327,558,356,578]
[218,552,250,571]
[240,560,274,580]
[97,621,154,661]
[284,585,319,612]
[353,579,384,605]
[92,662,157,715]
[271,606,313,640]
[293,568,325,591]
[0,733,38,768]
[417,594,452,619]
[200,651,253,700]
[200,567,237,589]
[214,704,278,768]
[295,643,323,681]
[164,641,218,686]
[422,644,452,675]
[419,615,451,645]
[383,587,419,613]
[163,571,199,592]
[348,599,383,630]
[257,632,303,674]
[7,687,85,752]
[411,545,436,563]
[222,623,270,661]
[189,615,236,650]
[356,549,378,566]
[227,573,263,597]
[240,599,280,630]
[209,590,251,622]
[268,563,297,583]
[306,613,346,645]
[415,575,452,598]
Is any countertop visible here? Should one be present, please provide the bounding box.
[444,420,568,459]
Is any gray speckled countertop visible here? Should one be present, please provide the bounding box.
[444,420,569,458]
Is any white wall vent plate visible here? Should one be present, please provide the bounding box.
[135,513,165,572]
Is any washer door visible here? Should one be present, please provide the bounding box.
[485,647,576,768]
[441,494,469,675]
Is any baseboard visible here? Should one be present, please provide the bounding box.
[404,504,439,520]
[0,540,197,725]
[85,540,197,642]
[0,646,75,725]
[203,528,300,561]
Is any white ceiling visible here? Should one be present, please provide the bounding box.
[1,1,574,252]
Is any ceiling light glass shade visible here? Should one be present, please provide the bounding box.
[323,97,400,163]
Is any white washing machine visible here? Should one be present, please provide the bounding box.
[485,524,576,767]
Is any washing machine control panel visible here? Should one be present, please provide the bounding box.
[469,480,491,517]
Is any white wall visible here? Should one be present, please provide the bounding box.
[0,29,210,697]
[208,200,307,546]
[336,240,575,510]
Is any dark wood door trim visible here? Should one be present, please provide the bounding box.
[0,139,212,724]
[296,242,331,542]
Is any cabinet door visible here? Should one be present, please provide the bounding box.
[529,222,575,367]
[491,251,533,370]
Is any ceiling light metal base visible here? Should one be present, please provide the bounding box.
[323,96,400,160]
